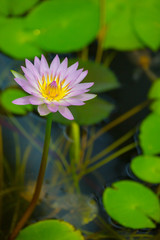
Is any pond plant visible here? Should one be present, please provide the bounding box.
[9,54,96,239]
[0,0,160,240]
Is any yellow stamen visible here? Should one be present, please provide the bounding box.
[38,74,70,101]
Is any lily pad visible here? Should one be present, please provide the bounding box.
[131,155,160,184]
[133,0,160,50]
[139,113,160,155]
[25,0,100,52]
[0,0,39,16]
[150,100,160,116]
[0,17,42,59]
[0,88,33,115]
[16,219,84,240]
[69,59,120,93]
[104,0,143,50]
[148,80,160,99]
[0,1,9,16]
[103,180,160,229]
[52,97,114,125]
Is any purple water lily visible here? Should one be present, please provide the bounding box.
[12,55,96,120]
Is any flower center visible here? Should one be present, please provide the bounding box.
[38,75,70,101]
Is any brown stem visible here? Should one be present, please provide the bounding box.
[9,114,53,240]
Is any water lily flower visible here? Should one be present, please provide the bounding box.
[12,55,96,120]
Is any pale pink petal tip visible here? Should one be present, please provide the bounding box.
[12,96,31,105]
[59,106,74,120]
[81,93,96,101]
[38,104,50,116]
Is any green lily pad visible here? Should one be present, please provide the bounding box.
[0,0,9,16]
[52,97,114,125]
[150,100,160,116]
[69,59,120,93]
[139,113,160,155]
[16,219,84,240]
[103,180,160,229]
[131,155,160,184]
[25,0,100,52]
[133,0,160,50]
[148,80,160,99]
[0,0,39,16]
[0,88,33,115]
[104,0,143,50]
[0,17,42,59]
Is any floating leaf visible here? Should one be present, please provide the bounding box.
[104,0,143,50]
[69,59,120,93]
[0,0,39,16]
[150,100,160,116]
[148,80,160,99]
[139,113,160,155]
[52,97,114,125]
[133,0,160,50]
[0,0,9,16]
[25,0,100,52]
[0,88,33,114]
[131,155,160,184]
[16,219,84,240]
[0,17,42,59]
[103,180,160,229]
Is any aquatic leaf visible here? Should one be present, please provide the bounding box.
[133,0,160,50]
[69,59,120,93]
[0,17,42,59]
[150,100,160,116]
[0,88,33,115]
[16,219,84,240]
[148,80,160,99]
[139,113,160,155]
[0,0,9,16]
[25,0,100,52]
[103,180,160,229]
[104,0,143,50]
[131,155,160,184]
[52,97,114,125]
[0,0,39,16]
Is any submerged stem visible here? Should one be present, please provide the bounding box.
[87,100,149,147]
[80,142,136,176]
[0,126,4,228]
[9,113,53,240]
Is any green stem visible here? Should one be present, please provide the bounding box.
[9,113,53,240]
[70,122,81,192]
[70,122,80,166]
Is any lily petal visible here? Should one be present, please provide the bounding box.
[29,96,44,105]
[59,106,74,120]
[12,96,31,105]
[38,104,50,116]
